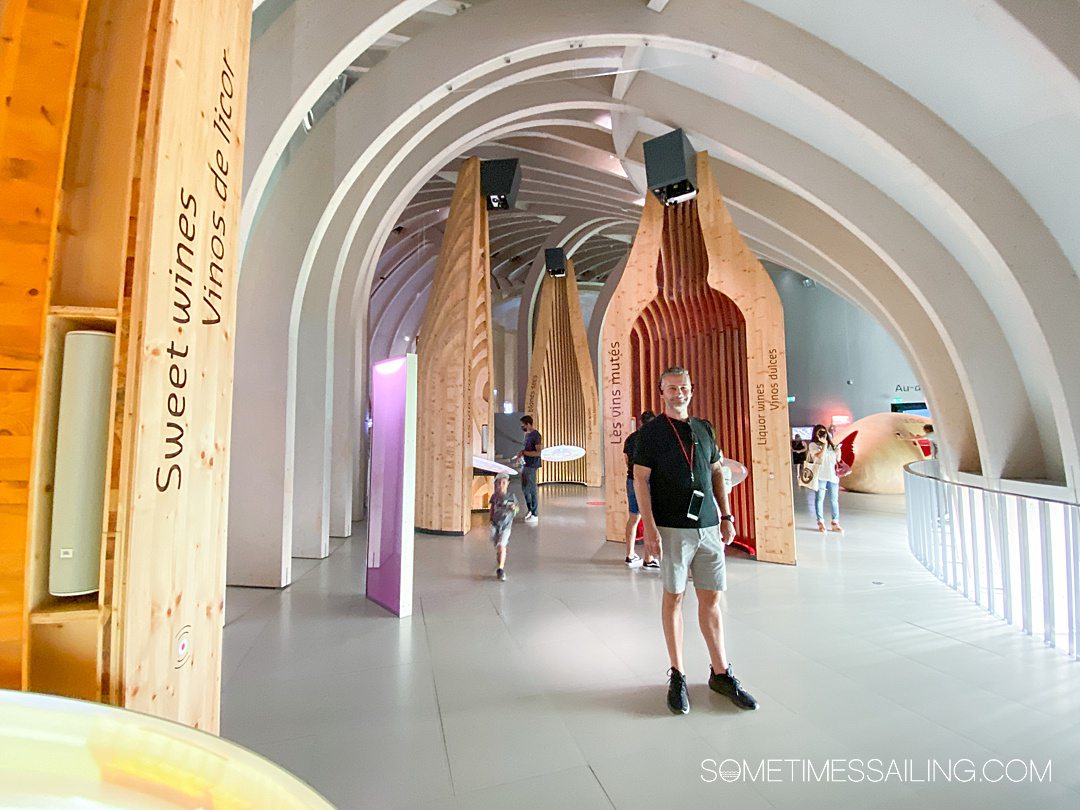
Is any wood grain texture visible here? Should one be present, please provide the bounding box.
[24,314,113,701]
[695,153,795,564]
[524,259,600,486]
[0,0,90,690]
[23,0,155,706]
[13,0,251,724]
[600,154,795,564]
[115,0,251,731]
[415,158,494,532]
[600,197,662,542]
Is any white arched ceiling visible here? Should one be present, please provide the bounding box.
[230,0,1080,587]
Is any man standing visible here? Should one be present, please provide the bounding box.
[514,415,543,524]
[623,410,659,569]
[633,367,758,715]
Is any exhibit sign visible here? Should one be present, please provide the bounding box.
[367,356,417,618]
[120,0,251,730]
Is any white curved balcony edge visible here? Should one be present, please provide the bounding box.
[904,460,1080,660]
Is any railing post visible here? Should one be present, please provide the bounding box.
[1039,501,1054,646]
[968,489,981,604]
[1017,499,1033,635]
[996,493,1014,625]
[934,478,947,583]
[1068,505,1080,659]
[983,492,996,617]
[956,482,970,598]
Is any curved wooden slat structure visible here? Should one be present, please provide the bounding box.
[524,258,601,486]
[601,153,795,564]
[0,0,91,691]
[415,157,495,533]
[3,0,252,731]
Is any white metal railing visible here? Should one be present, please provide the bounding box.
[905,461,1080,659]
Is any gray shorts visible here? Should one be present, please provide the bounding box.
[490,524,511,548]
[660,524,728,594]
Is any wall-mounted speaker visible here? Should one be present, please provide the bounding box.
[49,330,114,597]
[480,158,521,211]
[544,247,567,278]
[643,128,697,205]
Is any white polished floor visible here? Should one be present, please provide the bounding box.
[221,484,1080,809]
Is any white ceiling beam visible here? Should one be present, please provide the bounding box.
[612,46,645,100]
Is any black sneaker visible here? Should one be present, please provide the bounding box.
[708,666,758,710]
[496,568,506,581]
[642,559,660,570]
[667,668,690,714]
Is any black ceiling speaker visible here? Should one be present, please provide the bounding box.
[643,128,697,205]
[480,158,521,211]
[544,247,567,278]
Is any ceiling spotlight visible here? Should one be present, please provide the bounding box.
[545,247,567,278]
[480,158,521,211]
[801,278,816,288]
[643,129,698,206]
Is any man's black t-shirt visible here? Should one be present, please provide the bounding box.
[522,429,542,468]
[623,431,638,479]
[633,415,722,529]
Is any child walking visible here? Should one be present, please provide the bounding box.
[489,472,519,581]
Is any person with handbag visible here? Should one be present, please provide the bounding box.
[805,424,844,535]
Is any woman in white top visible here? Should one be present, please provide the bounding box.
[807,424,843,534]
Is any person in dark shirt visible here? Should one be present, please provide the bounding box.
[634,366,758,715]
[622,410,658,568]
[512,415,543,524]
[791,436,808,467]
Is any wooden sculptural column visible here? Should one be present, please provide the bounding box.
[524,258,601,486]
[415,157,496,534]
[601,153,795,564]
[2,0,251,730]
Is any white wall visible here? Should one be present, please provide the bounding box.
[764,264,921,429]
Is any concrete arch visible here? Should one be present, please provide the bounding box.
[297,3,1067,480]
[231,0,1080,587]
[231,71,628,583]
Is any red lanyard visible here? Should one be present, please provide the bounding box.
[665,415,695,484]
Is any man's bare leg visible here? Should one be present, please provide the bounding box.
[662,591,685,672]
[696,588,730,673]
[624,514,640,559]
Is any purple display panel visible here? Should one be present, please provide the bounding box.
[366,355,417,617]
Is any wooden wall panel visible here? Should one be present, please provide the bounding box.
[115,0,251,731]
[600,199,662,541]
[524,259,601,486]
[415,158,493,532]
[6,0,251,726]
[696,153,794,563]
[469,213,495,510]
[49,0,157,706]
[0,0,90,689]
[600,155,795,564]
